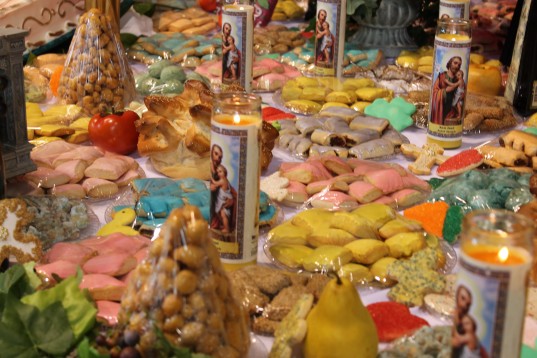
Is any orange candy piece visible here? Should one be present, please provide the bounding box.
[49,65,64,97]
[403,201,449,238]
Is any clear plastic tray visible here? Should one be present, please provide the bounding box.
[263,235,457,289]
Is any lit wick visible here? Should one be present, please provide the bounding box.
[233,114,241,124]
[498,247,509,263]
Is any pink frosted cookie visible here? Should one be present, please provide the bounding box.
[348,181,383,204]
[320,155,353,175]
[282,180,308,206]
[310,190,359,210]
[373,196,397,208]
[390,188,424,208]
[254,73,288,91]
[306,179,349,195]
[364,168,404,194]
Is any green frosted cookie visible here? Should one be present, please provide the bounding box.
[364,98,415,132]
[442,205,463,244]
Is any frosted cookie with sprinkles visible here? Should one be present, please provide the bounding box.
[0,199,42,263]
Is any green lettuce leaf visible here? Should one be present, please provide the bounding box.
[21,270,96,340]
[0,293,73,357]
[22,262,43,290]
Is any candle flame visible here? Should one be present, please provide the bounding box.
[498,246,509,263]
[233,114,241,124]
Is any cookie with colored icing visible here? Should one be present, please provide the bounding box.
[0,199,43,263]
[364,97,416,132]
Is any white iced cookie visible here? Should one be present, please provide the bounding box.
[0,199,42,263]
[261,171,290,202]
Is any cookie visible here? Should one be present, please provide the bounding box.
[401,143,449,176]
[0,199,43,263]
[367,301,430,342]
[387,247,446,307]
[437,149,484,177]
[424,293,455,318]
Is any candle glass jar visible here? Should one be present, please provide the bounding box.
[439,0,470,20]
[209,92,262,270]
[427,18,471,149]
[452,209,534,358]
[221,3,254,92]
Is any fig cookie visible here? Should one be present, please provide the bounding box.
[0,199,43,263]
[400,143,449,176]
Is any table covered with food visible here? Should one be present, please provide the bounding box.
[0,0,536,357]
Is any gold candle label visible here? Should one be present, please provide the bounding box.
[221,5,254,92]
[209,116,260,266]
[452,249,532,358]
[427,36,470,149]
[313,0,345,77]
[439,0,470,20]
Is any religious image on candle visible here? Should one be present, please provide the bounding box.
[429,49,469,127]
[439,0,470,20]
[221,22,241,84]
[427,26,471,149]
[209,117,260,264]
[221,4,253,91]
[314,0,344,75]
[452,245,532,358]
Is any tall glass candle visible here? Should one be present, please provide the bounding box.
[439,0,470,20]
[209,93,261,270]
[221,2,254,92]
[427,18,471,149]
[452,210,534,358]
[313,0,346,77]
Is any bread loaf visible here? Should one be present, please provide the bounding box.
[136,82,277,180]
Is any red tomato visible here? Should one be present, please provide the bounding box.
[198,0,217,12]
[88,111,140,155]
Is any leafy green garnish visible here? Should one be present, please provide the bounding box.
[77,337,110,358]
[0,294,73,357]
[0,264,98,357]
[22,269,96,340]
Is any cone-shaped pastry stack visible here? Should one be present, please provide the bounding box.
[118,205,250,357]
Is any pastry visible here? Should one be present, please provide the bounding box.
[301,245,353,272]
[348,181,384,203]
[309,191,359,211]
[338,263,374,284]
[344,239,389,265]
[499,130,537,157]
[478,144,529,167]
[349,116,390,134]
[0,199,43,263]
[330,211,378,238]
[385,232,427,258]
